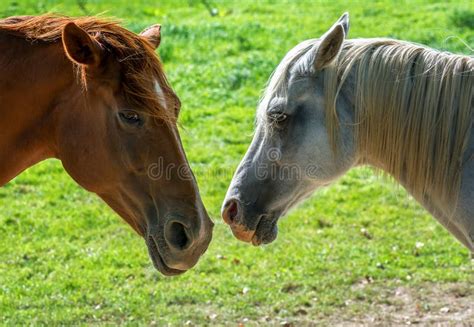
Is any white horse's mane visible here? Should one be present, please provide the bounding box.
[260,37,474,205]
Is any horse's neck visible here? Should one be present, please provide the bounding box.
[0,32,72,186]
[343,45,474,250]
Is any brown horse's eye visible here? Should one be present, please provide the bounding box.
[119,110,141,125]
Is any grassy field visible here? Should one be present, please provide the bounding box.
[1,0,473,324]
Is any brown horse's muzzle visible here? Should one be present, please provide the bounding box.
[146,212,213,276]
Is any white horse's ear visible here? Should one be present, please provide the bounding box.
[313,22,346,70]
[337,12,350,36]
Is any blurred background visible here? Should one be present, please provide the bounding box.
[0,0,472,324]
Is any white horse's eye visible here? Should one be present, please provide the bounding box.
[270,112,288,123]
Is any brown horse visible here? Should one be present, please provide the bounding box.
[0,15,213,276]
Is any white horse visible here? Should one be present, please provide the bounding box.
[222,13,474,252]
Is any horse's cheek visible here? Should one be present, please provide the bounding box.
[57,117,115,193]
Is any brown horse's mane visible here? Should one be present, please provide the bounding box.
[0,14,177,122]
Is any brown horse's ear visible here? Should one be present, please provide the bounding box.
[62,22,102,66]
[313,19,346,70]
[140,24,161,49]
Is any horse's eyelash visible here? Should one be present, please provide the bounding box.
[267,105,285,115]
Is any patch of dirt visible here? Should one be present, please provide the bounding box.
[332,282,474,326]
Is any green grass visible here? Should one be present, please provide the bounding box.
[0,0,473,324]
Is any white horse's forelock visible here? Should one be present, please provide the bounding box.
[257,39,318,125]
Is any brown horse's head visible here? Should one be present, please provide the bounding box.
[51,18,213,275]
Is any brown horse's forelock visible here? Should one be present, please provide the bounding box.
[0,14,177,123]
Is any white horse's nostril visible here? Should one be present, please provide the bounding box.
[222,199,239,224]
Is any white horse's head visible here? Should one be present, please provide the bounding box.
[222,13,357,245]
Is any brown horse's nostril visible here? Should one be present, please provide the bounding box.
[222,199,240,224]
[165,221,192,251]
